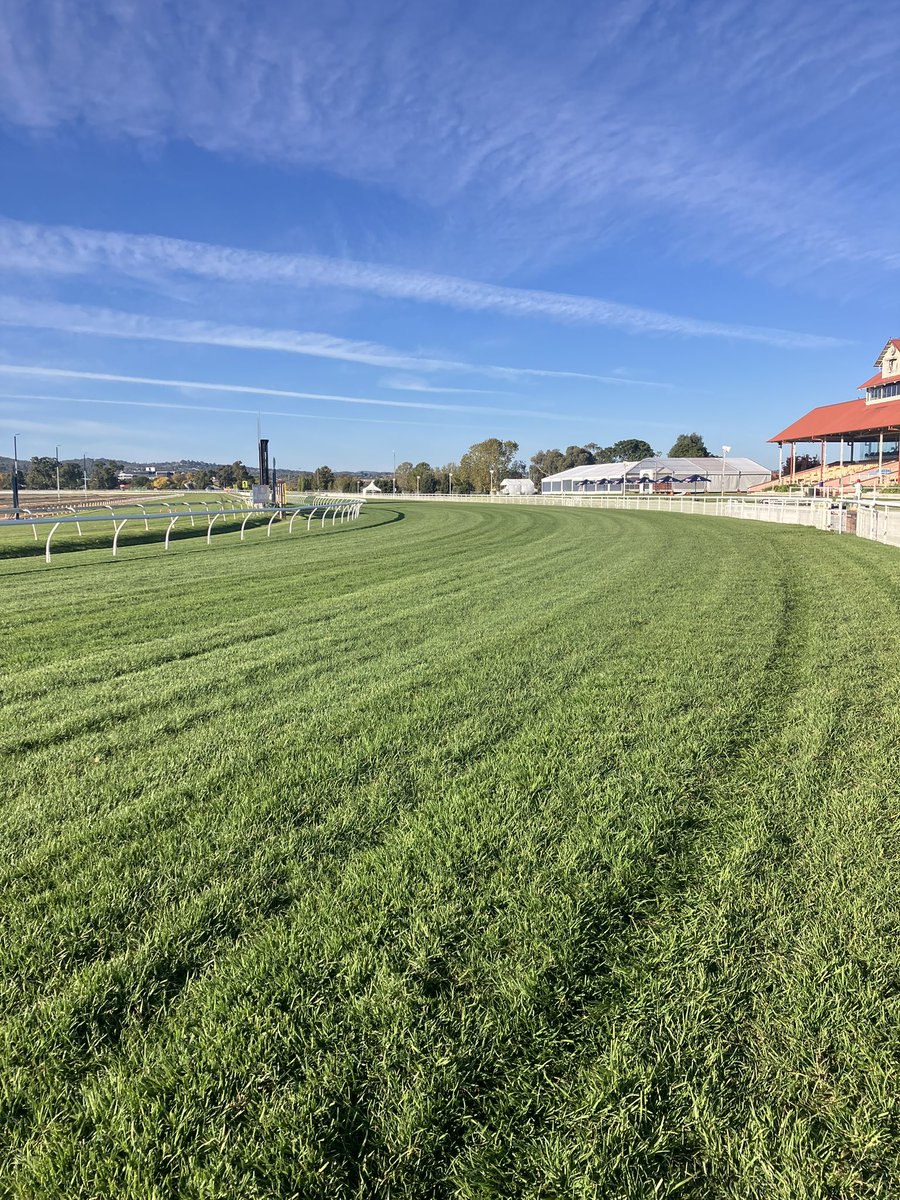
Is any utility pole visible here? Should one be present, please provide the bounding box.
[11,435,20,516]
[55,445,61,501]
[83,453,88,496]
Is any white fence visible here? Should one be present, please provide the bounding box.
[339,490,900,550]
[6,498,365,563]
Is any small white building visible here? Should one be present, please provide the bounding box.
[500,478,536,495]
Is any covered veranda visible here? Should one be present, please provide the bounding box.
[770,396,900,485]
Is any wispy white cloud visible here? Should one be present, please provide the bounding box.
[0,1,894,280]
[0,392,478,431]
[376,376,511,396]
[0,294,660,385]
[0,223,843,349]
[0,412,126,439]
[0,364,587,421]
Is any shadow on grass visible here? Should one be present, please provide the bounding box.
[0,507,404,574]
[320,507,406,536]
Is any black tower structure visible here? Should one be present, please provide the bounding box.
[258,438,270,486]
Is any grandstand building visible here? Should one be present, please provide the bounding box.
[770,339,900,487]
[541,456,771,495]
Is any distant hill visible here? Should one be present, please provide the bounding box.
[0,456,384,476]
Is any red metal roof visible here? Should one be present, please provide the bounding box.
[769,396,900,443]
[858,370,900,390]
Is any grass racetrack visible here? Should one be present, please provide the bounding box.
[3,500,900,1197]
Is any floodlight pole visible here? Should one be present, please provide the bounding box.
[416,474,420,495]
[393,450,396,495]
[55,445,61,501]
[721,445,731,497]
[449,471,453,497]
[11,434,20,516]
[489,466,494,495]
[83,453,88,496]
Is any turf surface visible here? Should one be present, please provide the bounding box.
[2,500,900,1197]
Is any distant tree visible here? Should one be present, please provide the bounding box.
[334,473,357,493]
[217,460,253,488]
[150,475,175,490]
[668,432,710,457]
[394,461,415,492]
[191,468,215,491]
[437,462,459,493]
[89,460,122,489]
[609,438,656,462]
[561,445,594,469]
[459,438,523,492]
[529,448,566,488]
[58,461,83,488]
[410,462,438,493]
[25,455,58,488]
[130,475,151,489]
[313,465,335,491]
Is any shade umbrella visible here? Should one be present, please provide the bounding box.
[680,472,710,495]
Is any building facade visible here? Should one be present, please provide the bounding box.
[770,339,900,483]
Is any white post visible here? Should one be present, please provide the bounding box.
[778,443,783,478]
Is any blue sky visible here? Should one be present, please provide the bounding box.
[0,0,897,470]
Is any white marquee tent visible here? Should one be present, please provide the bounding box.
[500,478,537,495]
[541,456,771,494]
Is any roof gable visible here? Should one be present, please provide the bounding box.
[874,339,900,368]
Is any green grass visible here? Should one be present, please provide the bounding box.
[2,501,900,1197]
[0,494,308,563]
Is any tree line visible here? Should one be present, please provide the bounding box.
[4,432,711,494]
[0,457,258,491]
[310,439,526,495]
[311,433,709,494]
[528,432,709,487]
